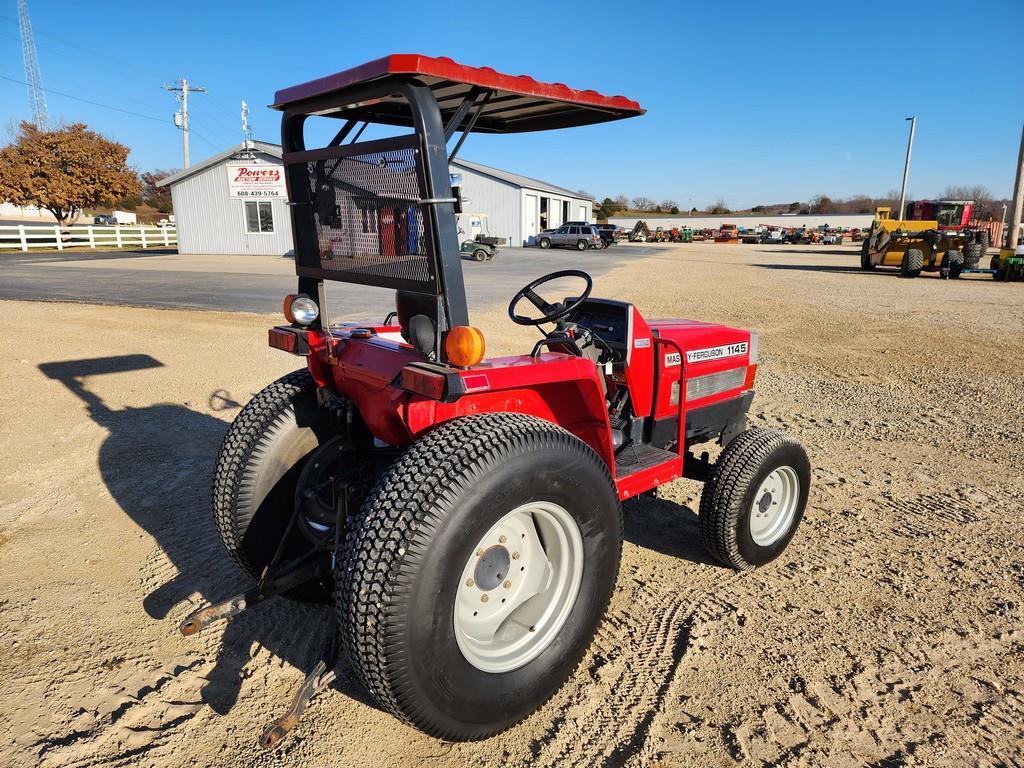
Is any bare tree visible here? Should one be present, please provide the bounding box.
[942,185,995,217]
[631,196,656,211]
[810,194,834,213]
[707,198,730,215]
[613,194,629,209]
[660,199,679,212]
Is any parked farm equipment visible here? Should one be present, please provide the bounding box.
[628,220,651,242]
[860,201,991,278]
[173,54,811,748]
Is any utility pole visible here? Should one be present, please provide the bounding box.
[898,116,916,221]
[163,78,207,168]
[1008,122,1024,250]
[17,0,48,129]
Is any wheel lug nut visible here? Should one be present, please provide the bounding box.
[512,552,520,560]
[481,594,489,603]
[477,548,484,556]
[466,578,474,587]
[499,535,507,544]
[503,581,511,589]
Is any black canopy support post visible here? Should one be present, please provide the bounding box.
[281,111,325,331]
[327,118,358,148]
[325,121,369,179]
[404,82,469,331]
[448,90,493,163]
[443,87,483,142]
[348,121,368,144]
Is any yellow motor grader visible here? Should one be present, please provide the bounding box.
[859,201,989,279]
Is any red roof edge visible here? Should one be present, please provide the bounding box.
[271,53,644,115]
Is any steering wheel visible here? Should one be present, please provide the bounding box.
[508,270,593,326]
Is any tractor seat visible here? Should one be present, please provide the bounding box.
[395,291,436,358]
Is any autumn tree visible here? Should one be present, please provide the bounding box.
[141,169,176,212]
[0,122,140,225]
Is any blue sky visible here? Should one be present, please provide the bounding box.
[2,0,1021,208]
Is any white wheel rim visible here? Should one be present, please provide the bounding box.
[453,501,584,673]
[748,466,800,546]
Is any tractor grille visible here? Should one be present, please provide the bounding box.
[290,137,438,292]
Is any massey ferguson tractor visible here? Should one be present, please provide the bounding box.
[178,54,811,747]
[860,200,990,278]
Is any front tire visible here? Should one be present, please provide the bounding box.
[699,428,810,571]
[941,249,964,279]
[212,369,334,586]
[539,238,551,249]
[473,248,488,261]
[337,413,621,740]
[901,248,924,277]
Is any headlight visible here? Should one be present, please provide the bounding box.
[283,294,319,325]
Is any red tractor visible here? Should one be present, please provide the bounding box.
[180,55,811,747]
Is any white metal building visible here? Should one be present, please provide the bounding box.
[160,142,591,255]
[452,159,593,246]
[158,141,293,256]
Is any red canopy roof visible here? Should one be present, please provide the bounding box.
[271,54,644,133]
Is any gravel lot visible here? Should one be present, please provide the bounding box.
[1,242,1022,767]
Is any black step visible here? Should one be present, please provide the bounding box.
[615,443,678,478]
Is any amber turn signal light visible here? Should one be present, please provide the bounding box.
[445,326,486,367]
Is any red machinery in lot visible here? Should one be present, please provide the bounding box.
[179,54,811,747]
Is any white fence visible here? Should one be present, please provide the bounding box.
[0,224,178,252]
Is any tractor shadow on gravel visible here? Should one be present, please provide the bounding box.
[38,354,375,717]
[622,495,717,565]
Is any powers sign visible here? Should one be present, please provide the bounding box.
[226,163,288,199]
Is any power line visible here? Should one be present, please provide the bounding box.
[0,12,168,83]
[0,73,166,123]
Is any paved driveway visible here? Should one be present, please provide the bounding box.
[0,244,664,319]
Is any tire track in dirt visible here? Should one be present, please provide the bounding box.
[32,655,208,768]
[529,576,741,768]
[631,484,1024,766]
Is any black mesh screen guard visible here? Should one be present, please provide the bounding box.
[286,135,439,293]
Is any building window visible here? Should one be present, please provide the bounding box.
[244,201,274,233]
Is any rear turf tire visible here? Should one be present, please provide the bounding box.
[699,428,810,571]
[901,248,924,277]
[212,369,334,592]
[337,413,621,740]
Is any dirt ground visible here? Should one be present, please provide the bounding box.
[1,242,1022,767]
